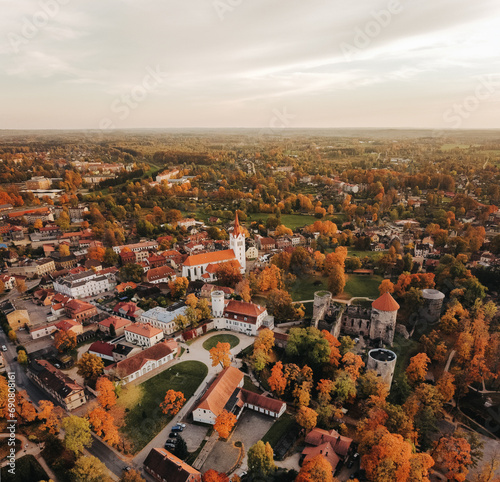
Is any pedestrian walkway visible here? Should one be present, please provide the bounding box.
[132,330,255,469]
[192,432,219,470]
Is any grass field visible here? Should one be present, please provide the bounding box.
[290,274,327,302]
[119,360,208,453]
[347,249,386,259]
[202,334,240,351]
[261,413,296,448]
[343,274,383,299]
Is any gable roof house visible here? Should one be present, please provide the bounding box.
[144,448,201,482]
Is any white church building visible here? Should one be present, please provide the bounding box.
[181,213,246,281]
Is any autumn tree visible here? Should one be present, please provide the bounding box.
[321,330,341,367]
[160,389,186,416]
[296,406,318,431]
[120,469,146,482]
[16,278,27,294]
[328,264,346,295]
[209,342,231,369]
[296,455,334,482]
[215,260,243,288]
[202,470,229,482]
[286,327,330,367]
[379,279,395,295]
[342,352,364,382]
[59,243,71,257]
[0,376,8,418]
[254,328,275,355]
[268,361,287,397]
[62,415,93,455]
[433,435,472,482]
[174,314,190,332]
[88,246,105,262]
[17,349,28,365]
[169,276,189,298]
[15,391,37,423]
[406,353,430,385]
[436,372,456,403]
[235,279,251,302]
[77,353,105,382]
[317,379,335,406]
[70,455,109,482]
[37,400,62,434]
[54,329,77,353]
[247,440,276,478]
[266,289,302,322]
[214,409,237,439]
[96,377,117,410]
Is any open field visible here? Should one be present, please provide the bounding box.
[202,334,240,350]
[343,273,383,299]
[119,360,208,453]
[347,249,386,259]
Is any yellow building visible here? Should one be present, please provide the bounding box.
[6,309,30,331]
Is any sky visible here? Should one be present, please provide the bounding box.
[1,0,500,130]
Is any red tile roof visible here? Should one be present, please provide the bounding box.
[146,265,175,282]
[239,389,286,414]
[109,341,177,378]
[196,366,243,416]
[144,448,201,482]
[125,323,163,338]
[183,249,236,267]
[99,316,131,330]
[89,341,115,357]
[233,212,244,237]
[225,300,266,318]
[372,292,400,312]
[55,319,80,331]
[302,442,341,471]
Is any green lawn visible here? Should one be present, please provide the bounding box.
[343,274,383,299]
[243,375,263,394]
[119,361,208,453]
[262,413,296,448]
[290,274,328,302]
[1,455,48,482]
[202,334,240,351]
[347,249,386,259]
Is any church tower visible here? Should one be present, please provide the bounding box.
[230,212,246,273]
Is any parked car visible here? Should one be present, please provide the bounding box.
[164,443,176,450]
[166,439,177,445]
[171,425,184,432]
[1,345,7,352]
[169,432,178,438]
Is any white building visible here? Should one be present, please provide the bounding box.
[112,241,159,255]
[124,323,164,347]
[181,213,246,281]
[106,340,178,385]
[211,291,273,336]
[139,304,188,336]
[53,270,113,299]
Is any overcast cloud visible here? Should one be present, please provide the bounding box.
[1,0,499,129]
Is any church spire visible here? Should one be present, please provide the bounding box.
[233,211,243,237]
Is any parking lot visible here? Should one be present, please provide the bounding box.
[201,410,275,474]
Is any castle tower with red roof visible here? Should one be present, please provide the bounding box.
[229,211,246,272]
[369,292,400,344]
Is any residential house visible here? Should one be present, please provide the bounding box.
[113,301,143,320]
[53,269,113,298]
[98,316,132,336]
[88,341,115,362]
[144,448,201,482]
[55,319,83,336]
[139,304,188,336]
[146,265,176,284]
[64,299,98,324]
[27,359,86,410]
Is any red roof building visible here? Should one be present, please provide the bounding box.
[372,292,400,312]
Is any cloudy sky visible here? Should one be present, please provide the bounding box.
[1,0,500,129]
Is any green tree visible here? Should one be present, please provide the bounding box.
[70,455,109,482]
[119,263,143,283]
[286,327,330,366]
[103,248,119,266]
[62,416,93,455]
[247,440,276,478]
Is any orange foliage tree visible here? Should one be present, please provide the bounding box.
[379,279,395,295]
[16,392,37,423]
[96,377,117,410]
[160,390,186,416]
[54,330,77,353]
[342,352,365,382]
[296,455,335,482]
[433,435,472,482]
[406,353,431,385]
[214,409,237,439]
[88,406,120,446]
[38,400,62,434]
[202,469,229,482]
[317,379,335,405]
[235,279,252,302]
[215,260,243,288]
[268,361,287,397]
[296,406,318,431]
[209,342,231,369]
[321,330,341,367]
[254,328,275,355]
[255,265,284,292]
[88,246,105,261]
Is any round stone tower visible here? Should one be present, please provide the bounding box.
[369,292,400,345]
[421,289,445,324]
[211,290,225,318]
[367,348,397,388]
[313,291,332,323]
